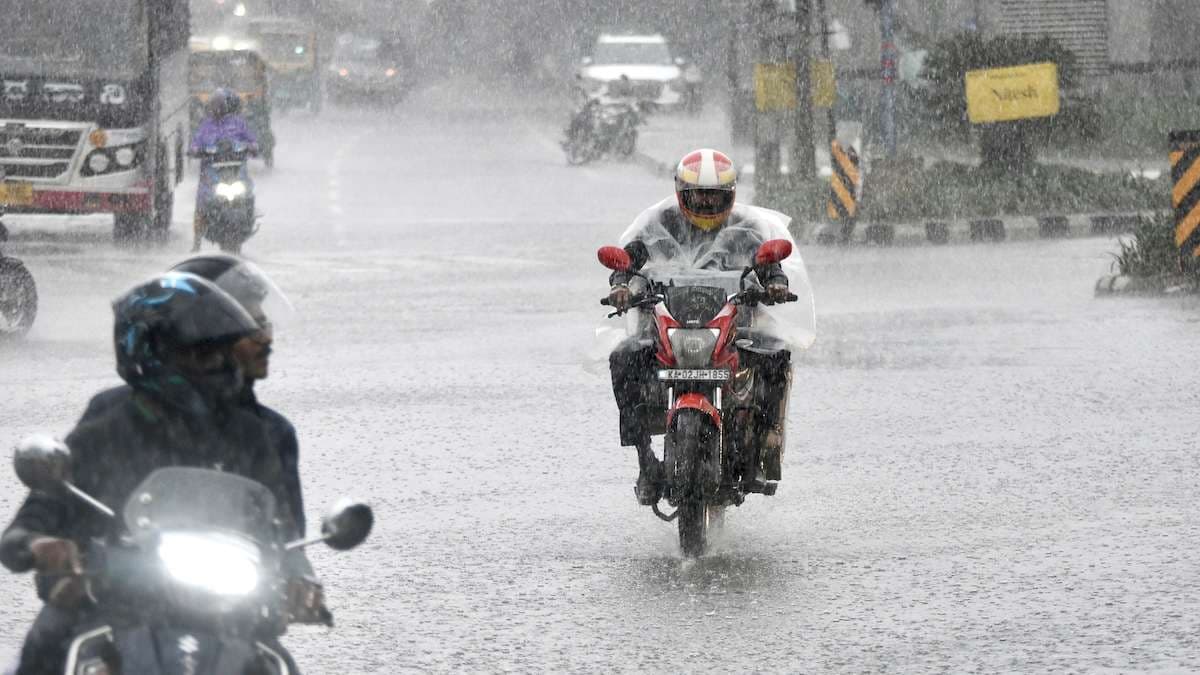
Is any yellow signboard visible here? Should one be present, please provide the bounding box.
[754,63,796,112]
[811,60,836,108]
[965,62,1060,124]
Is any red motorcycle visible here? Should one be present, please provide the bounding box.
[598,239,800,557]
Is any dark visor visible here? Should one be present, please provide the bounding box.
[680,188,734,216]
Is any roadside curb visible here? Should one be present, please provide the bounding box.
[1094,273,1196,297]
[634,148,1152,249]
[797,211,1154,247]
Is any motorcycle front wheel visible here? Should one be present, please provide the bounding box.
[563,138,595,166]
[616,129,638,157]
[0,257,37,338]
[669,409,721,557]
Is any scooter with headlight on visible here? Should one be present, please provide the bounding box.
[12,435,374,675]
[192,139,258,254]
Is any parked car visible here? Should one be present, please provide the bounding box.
[327,33,410,104]
[577,33,700,111]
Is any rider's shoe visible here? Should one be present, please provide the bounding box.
[634,458,664,505]
[762,426,784,481]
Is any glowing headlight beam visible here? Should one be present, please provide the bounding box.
[158,532,260,597]
[215,181,247,201]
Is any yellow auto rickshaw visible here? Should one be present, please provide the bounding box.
[247,17,321,114]
[188,48,277,167]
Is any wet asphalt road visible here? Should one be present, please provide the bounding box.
[1,80,1198,673]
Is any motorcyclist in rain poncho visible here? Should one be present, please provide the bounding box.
[0,272,313,675]
[190,88,258,252]
[607,148,800,505]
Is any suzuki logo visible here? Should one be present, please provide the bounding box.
[179,635,200,675]
[4,137,23,157]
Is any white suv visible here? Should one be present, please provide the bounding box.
[577,33,697,109]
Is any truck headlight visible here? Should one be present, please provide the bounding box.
[87,152,111,174]
[158,531,260,597]
[114,147,136,167]
[215,181,247,201]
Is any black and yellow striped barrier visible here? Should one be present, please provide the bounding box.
[1170,130,1200,259]
[827,141,861,223]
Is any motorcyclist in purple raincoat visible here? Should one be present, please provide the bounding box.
[189,89,258,252]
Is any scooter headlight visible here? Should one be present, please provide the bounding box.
[215,181,247,201]
[668,328,721,368]
[158,531,260,597]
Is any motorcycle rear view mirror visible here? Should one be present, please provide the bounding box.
[14,435,70,492]
[754,239,793,266]
[14,435,115,518]
[321,499,374,551]
[597,246,632,272]
[288,499,375,552]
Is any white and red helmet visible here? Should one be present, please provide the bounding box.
[674,148,737,232]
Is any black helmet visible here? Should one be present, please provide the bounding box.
[113,272,259,413]
[168,254,292,328]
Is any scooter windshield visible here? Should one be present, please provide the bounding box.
[122,467,278,545]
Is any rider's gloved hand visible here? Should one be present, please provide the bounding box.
[29,537,82,576]
[608,284,632,311]
[287,576,333,626]
[766,281,791,304]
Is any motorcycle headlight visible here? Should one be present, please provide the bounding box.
[215,181,247,201]
[158,532,261,597]
[668,328,720,368]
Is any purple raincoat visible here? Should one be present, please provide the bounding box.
[191,115,258,201]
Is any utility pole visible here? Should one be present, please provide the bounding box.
[816,0,835,141]
[878,0,898,157]
[790,0,817,185]
[752,0,782,194]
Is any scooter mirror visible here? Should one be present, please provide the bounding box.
[754,239,793,266]
[13,435,71,493]
[597,246,632,272]
[321,499,374,551]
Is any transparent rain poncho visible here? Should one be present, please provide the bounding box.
[585,200,816,374]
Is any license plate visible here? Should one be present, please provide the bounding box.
[657,369,731,382]
[0,182,34,206]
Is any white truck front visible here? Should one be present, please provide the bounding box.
[0,0,189,242]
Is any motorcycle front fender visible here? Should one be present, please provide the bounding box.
[667,392,721,430]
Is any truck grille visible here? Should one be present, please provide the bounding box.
[0,123,85,182]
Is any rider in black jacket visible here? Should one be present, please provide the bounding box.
[75,255,307,537]
[0,272,311,675]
